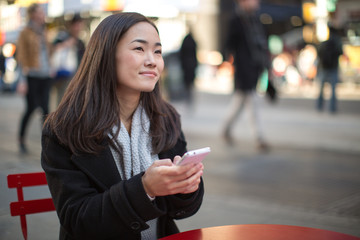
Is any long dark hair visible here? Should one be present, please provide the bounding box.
[44,12,181,156]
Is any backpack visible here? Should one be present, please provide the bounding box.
[318,38,342,69]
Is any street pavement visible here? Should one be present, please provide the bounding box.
[0,88,360,240]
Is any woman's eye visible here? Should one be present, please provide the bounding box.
[155,50,162,55]
[134,47,143,51]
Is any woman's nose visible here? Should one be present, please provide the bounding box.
[144,52,156,67]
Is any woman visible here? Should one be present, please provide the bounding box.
[41,12,204,240]
[16,3,53,153]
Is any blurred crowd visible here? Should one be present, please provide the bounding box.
[1,2,359,95]
[0,0,359,153]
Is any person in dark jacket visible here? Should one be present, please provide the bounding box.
[41,12,204,240]
[222,0,270,150]
[0,47,5,91]
[179,30,198,106]
[316,25,343,113]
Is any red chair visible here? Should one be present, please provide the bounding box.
[7,172,56,240]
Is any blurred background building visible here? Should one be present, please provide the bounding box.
[0,0,359,98]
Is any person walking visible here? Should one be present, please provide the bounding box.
[316,25,343,113]
[222,0,270,150]
[16,3,52,154]
[41,12,204,240]
[179,29,198,107]
[51,13,85,107]
[0,47,5,91]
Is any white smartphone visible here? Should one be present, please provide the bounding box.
[177,147,211,166]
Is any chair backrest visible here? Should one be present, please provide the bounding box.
[7,172,56,240]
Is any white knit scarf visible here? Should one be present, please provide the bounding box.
[109,104,158,240]
[110,104,159,179]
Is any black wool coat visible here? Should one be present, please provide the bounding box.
[41,129,204,240]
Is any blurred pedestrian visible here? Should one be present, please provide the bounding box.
[0,47,5,91]
[316,25,343,113]
[51,13,85,107]
[179,28,198,107]
[16,3,52,154]
[41,12,204,239]
[222,0,270,150]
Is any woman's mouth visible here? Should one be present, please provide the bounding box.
[140,71,157,77]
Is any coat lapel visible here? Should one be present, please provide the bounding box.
[71,146,121,190]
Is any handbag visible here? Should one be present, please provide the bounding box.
[51,46,77,79]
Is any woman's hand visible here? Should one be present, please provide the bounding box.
[142,156,204,197]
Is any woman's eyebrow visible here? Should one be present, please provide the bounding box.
[131,39,162,47]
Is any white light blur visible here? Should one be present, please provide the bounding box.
[124,3,179,18]
[317,18,329,42]
[157,20,185,53]
[48,0,64,18]
[285,65,302,86]
[2,43,16,58]
[315,0,329,42]
[273,56,287,74]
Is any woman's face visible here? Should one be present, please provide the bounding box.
[115,22,164,97]
[31,6,46,25]
[238,0,259,13]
